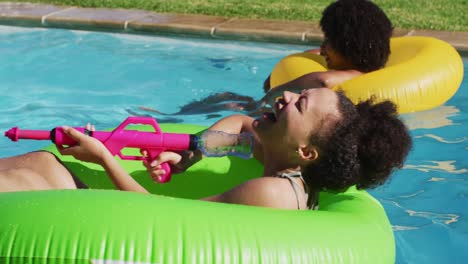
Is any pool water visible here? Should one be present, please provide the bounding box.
[0,26,466,263]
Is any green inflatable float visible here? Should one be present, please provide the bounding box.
[0,123,395,263]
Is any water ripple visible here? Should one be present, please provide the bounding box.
[414,134,468,144]
[404,160,468,174]
[393,225,419,231]
[0,25,47,34]
[396,190,425,198]
[405,210,459,225]
[383,200,460,227]
[113,33,304,55]
[428,177,465,182]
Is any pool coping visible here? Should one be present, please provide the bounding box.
[0,2,467,53]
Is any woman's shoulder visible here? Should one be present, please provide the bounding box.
[204,177,300,209]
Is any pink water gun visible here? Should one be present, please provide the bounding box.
[4,117,198,183]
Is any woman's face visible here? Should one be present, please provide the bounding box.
[254,88,341,151]
[320,38,354,70]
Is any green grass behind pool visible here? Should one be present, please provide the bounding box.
[3,0,467,31]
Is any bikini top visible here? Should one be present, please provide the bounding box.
[275,171,319,210]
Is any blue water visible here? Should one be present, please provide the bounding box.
[0,25,466,263]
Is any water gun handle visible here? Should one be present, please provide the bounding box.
[100,116,177,183]
[144,150,172,184]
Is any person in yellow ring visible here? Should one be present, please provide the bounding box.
[136,0,393,117]
[261,0,393,106]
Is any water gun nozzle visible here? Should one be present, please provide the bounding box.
[4,127,19,142]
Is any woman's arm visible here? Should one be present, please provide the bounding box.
[208,114,263,162]
[58,126,149,194]
[98,151,149,193]
[261,70,361,107]
[208,114,254,134]
[145,114,265,180]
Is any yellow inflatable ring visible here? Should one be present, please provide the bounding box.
[270,36,464,113]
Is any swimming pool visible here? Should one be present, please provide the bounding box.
[0,25,466,263]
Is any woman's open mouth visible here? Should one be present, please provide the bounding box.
[263,112,277,123]
[260,96,285,123]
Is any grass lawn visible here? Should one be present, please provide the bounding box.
[2,0,467,32]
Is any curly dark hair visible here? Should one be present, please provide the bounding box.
[320,0,393,72]
[302,92,412,192]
